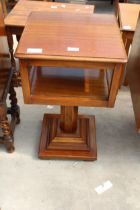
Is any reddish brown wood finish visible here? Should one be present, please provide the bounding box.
[4,1,94,85]
[5,0,94,27]
[127,14,140,133]
[60,106,78,133]
[16,12,127,160]
[39,114,97,160]
[16,12,126,62]
[26,67,109,107]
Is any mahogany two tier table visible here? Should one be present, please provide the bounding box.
[16,12,127,160]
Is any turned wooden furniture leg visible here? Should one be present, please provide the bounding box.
[0,85,20,152]
[6,28,21,87]
[0,105,15,153]
[6,29,16,70]
[9,85,20,124]
[0,3,20,152]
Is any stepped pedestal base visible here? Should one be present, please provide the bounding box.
[38,113,97,160]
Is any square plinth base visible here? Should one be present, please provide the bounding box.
[38,114,97,160]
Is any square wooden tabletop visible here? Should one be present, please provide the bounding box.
[4,0,94,27]
[119,3,140,32]
[15,12,127,63]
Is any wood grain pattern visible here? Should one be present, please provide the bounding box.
[4,0,94,27]
[127,14,140,133]
[16,12,127,63]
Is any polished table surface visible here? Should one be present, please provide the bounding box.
[16,12,126,63]
[16,12,127,160]
[119,3,140,32]
[4,0,94,27]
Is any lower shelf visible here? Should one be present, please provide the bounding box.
[38,113,97,160]
[29,67,109,106]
